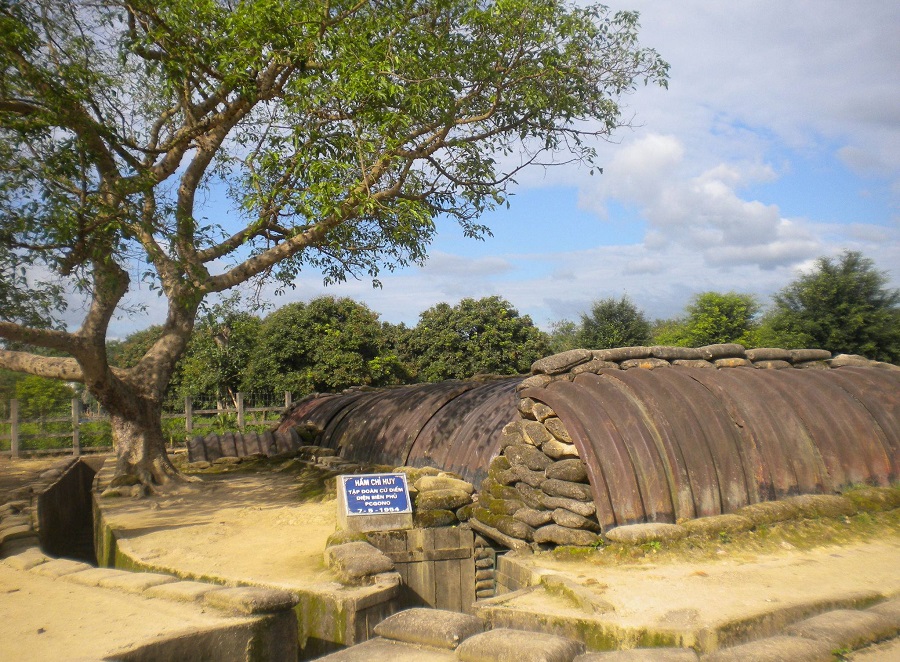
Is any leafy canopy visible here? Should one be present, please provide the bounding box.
[0,0,666,483]
[405,295,550,381]
[652,291,761,348]
[243,296,407,395]
[577,295,651,349]
[764,251,900,363]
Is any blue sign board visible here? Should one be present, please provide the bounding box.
[341,473,412,516]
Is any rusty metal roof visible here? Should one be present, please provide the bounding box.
[522,366,898,529]
[277,378,523,484]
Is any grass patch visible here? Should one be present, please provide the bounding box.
[550,508,900,566]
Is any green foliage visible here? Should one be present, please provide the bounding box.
[548,319,580,354]
[764,251,900,363]
[576,296,651,349]
[652,292,761,347]
[0,0,667,471]
[14,375,73,419]
[243,296,408,395]
[405,296,550,381]
[177,295,262,404]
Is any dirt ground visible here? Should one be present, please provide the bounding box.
[2,456,899,659]
[101,465,340,589]
[0,455,60,497]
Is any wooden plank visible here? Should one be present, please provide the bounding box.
[381,548,471,563]
[460,532,477,614]
[432,528,455,611]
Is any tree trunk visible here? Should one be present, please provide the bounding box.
[107,394,180,492]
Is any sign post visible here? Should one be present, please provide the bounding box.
[337,473,413,533]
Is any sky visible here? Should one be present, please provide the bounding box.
[107,0,900,337]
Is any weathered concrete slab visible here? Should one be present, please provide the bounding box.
[456,628,585,662]
[373,607,483,649]
[316,636,457,661]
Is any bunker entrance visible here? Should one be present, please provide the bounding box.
[37,457,100,565]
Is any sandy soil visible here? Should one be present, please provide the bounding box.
[517,536,900,632]
[101,469,340,590]
[0,562,255,661]
[0,455,60,497]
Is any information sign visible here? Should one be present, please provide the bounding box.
[341,473,412,516]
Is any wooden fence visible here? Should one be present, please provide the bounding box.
[1,392,294,458]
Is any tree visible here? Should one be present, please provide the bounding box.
[405,296,550,381]
[14,374,73,421]
[177,295,262,407]
[576,295,650,349]
[0,0,667,489]
[548,319,580,354]
[764,251,900,363]
[243,297,407,395]
[653,292,760,347]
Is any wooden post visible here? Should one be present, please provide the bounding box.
[71,398,81,456]
[184,396,193,441]
[236,392,245,432]
[10,399,19,459]
[284,391,292,409]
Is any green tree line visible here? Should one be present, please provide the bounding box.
[3,250,897,415]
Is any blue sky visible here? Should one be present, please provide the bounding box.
[108,0,900,336]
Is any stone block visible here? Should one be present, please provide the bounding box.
[702,635,832,662]
[414,476,475,494]
[504,445,553,471]
[672,359,715,369]
[649,346,702,360]
[143,580,224,603]
[869,597,900,625]
[522,421,554,447]
[517,374,554,391]
[593,347,651,362]
[30,558,92,578]
[456,628,584,662]
[545,459,588,483]
[533,524,600,547]
[544,417,573,443]
[204,586,299,615]
[542,479,592,502]
[98,571,177,594]
[517,397,537,419]
[736,500,801,525]
[513,507,553,528]
[604,523,686,544]
[620,358,671,370]
[324,541,395,584]
[416,488,472,512]
[752,360,793,370]
[785,494,857,519]
[531,349,593,375]
[373,607,483,649]
[552,508,599,531]
[473,508,534,541]
[789,348,832,362]
[679,514,753,537]
[542,440,580,459]
[745,348,792,361]
[414,509,458,528]
[575,649,697,661]
[513,465,548,488]
[571,360,620,374]
[2,547,49,570]
[698,343,746,360]
[64,568,130,587]
[532,403,556,421]
[714,358,751,368]
[784,609,897,649]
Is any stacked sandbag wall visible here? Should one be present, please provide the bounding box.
[468,343,899,549]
